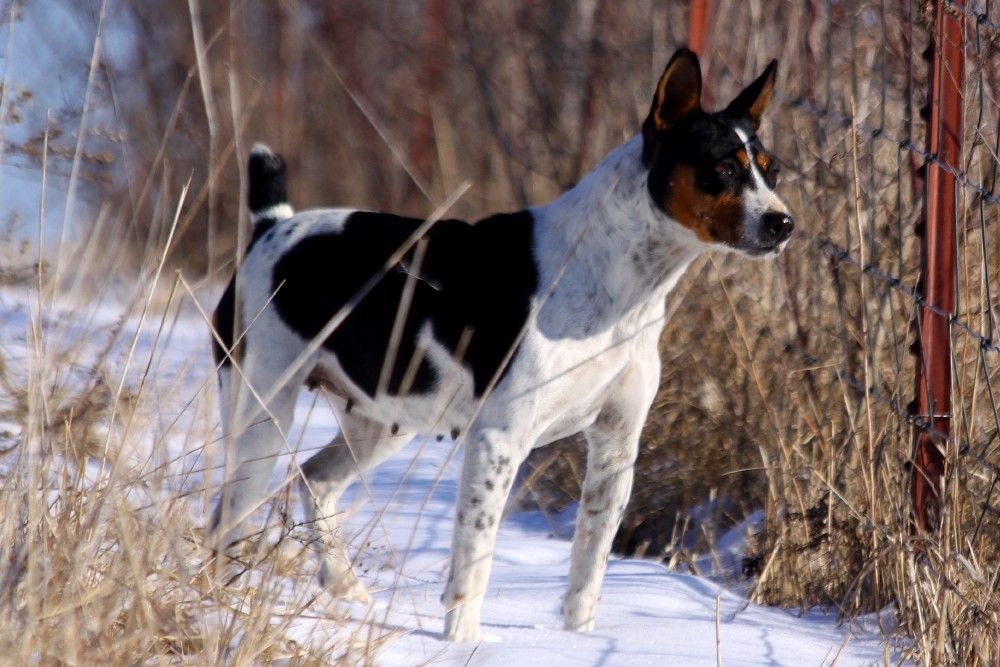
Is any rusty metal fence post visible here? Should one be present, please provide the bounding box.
[913,0,964,535]
[689,0,710,56]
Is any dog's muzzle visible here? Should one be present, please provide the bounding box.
[743,211,794,255]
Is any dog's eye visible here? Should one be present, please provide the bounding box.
[716,159,740,179]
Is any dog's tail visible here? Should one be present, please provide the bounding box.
[248,142,293,226]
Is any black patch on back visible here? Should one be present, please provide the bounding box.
[213,277,237,367]
[271,210,537,397]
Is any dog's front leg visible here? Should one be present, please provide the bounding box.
[563,416,641,632]
[442,429,526,642]
[563,365,655,632]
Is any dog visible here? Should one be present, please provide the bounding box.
[208,48,793,642]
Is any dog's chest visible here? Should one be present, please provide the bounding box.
[493,297,668,444]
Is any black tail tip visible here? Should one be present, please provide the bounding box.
[248,142,288,214]
[249,142,285,175]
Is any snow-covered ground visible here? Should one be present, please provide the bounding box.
[1,288,899,665]
[296,431,897,665]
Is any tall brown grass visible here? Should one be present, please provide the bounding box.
[0,215,374,662]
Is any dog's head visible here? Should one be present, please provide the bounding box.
[642,48,793,258]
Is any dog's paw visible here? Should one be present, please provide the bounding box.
[328,578,371,604]
[317,560,371,604]
[563,616,596,632]
[562,599,597,632]
[442,608,482,643]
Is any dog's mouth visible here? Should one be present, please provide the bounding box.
[744,244,781,257]
[736,237,791,258]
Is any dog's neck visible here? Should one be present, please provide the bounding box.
[532,136,702,337]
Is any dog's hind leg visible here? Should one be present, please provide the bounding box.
[210,328,312,551]
[299,413,411,601]
[562,363,656,632]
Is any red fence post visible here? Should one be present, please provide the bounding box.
[913,0,964,535]
[689,0,710,56]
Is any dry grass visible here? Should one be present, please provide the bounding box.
[0,239,371,664]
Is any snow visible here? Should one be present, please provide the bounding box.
[288,425,894,666]
[0,287,900,665]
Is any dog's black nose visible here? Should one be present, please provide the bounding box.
[762,212,794,245]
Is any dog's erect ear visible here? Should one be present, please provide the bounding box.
[643,48,702,138]
[723,59,778,129]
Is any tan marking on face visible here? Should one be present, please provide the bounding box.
[755,152,773,174]
[665,165,744,245]
[735,149,751,170]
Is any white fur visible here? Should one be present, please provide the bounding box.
[250,203,295,225]
[212,133,787,642]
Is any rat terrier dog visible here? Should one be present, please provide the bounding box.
[209,48,793,641]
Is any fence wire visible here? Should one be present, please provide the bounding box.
[762,0,1000,535]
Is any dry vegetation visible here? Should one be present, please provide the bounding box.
[1,0,998,664]
[0,218,368,662]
